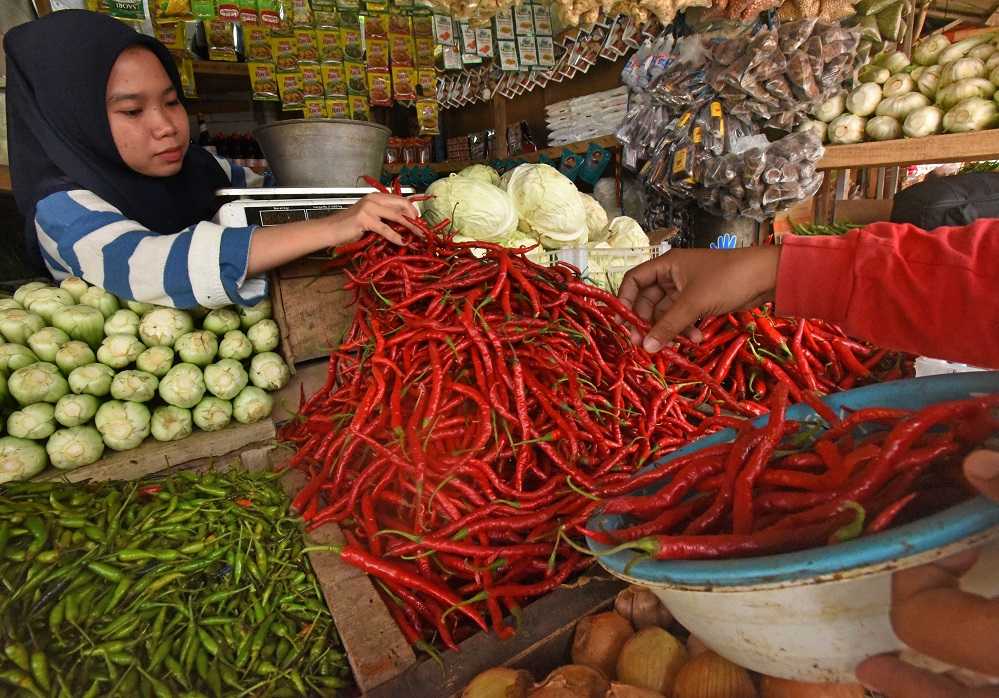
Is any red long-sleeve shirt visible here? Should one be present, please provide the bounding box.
[775,220,999,369]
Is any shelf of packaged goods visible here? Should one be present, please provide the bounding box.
[383,134,620,175]
[191,60,252,78]
[0,165,10,193]
[817,130,999,170]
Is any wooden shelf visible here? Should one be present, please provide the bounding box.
[192,60,252,79]
[0,165,10,193]
[817,130,999,170]
[384,134,620,174]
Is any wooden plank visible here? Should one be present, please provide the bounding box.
[367,574,625,698]
[192,60,252,78]
[277,469,418,692]
[270,270,355,366]
[38,421,275,483]
[818,131,999,170]
[830,199,894,224]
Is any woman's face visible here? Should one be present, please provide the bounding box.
[106,46,190,177]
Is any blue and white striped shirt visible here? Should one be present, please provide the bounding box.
[34,155,267,310]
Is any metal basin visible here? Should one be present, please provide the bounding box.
[254,119,390,187]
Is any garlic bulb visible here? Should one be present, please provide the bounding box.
[572,612,634,679]
[616,628,688,695]
[673,651,757,698]
[614,586,673,630]
[606,684,667,698]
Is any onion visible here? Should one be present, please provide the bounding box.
[939,57,986,89]
[827,114,867,145]
[944,96,999,132]
[865,115,902,141]
[616,628,688,695]
[538,665,609,698]
[846,83,882,116]
[876,92,931,119]
[673,651,757,698]
[913,33,950,65]
[606,684,666,698]
[686,635,711,657]
[527,688,577,698]
[462,668,532,698]
[572,612,634,679]
[813,92,845,123]
[903,105,944,137]
[614,587,673,630]
[759,676,864,698]
[883,73,914,97]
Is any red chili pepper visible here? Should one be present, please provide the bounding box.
[139,485,162,496]
[866,492,918,534]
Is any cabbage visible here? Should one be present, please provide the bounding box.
[828,114,867,144]
[936,78,996,109]
[866,115,902,141]
[13,282,49,306]
[174,331,218,367]
[218,330,253,361]
[126,300,156,315]
[193,397,233,432]
[24,287,74,322]
[903,106,944,137]
[68,363,115,397]
[0,298,21,312]
[139,308,194,347]
[47,426,104,469]
[239,299,272,330]
[876,93,931,119]
[136,346,175,377]
[249,352,291,391]
[8,362,69,405]
[847,83,883,116]
[55,341,96,375]
[797,119,828,142]
[159,363,206,408]
[939,57,986,89]
[151,406,193,442]
[54,394,100,427]
[507,165,587,246]
[422,175,518,241]
[0,309,46,345]
[0,436,48,483]
[883,74,914,97]
[913,34,950,65]
[204,359,249,400]
[233,386,273,424]
[7,403,56,440]
[579,193,609,243]
[203,308,241,335]
[97,334,145,369]
[104,309,141,337]
[0,344,38,373]
[247,319,280,353]
[110,370,159,402]
[916,65,942,97]
[457,164,501,186]
[606,217,650,248]
[79,286,120,318]
[52,305,105,348]
[944,96,999,131]
[27,327,70,362]
[95,400,150,451]
[498,169,514,190]
[813,92,846,122]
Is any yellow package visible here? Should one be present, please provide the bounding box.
[248,62,281,100]
[315,10,338,28]
[245,25,274,62]
[327,97,350,118]
[301,64,325,98]
[389,13,411,35]
[392,66,417,100]
[367,68,392,106]
[155,0,192,22]
[278,71,306,109]
[322,62,348,97]
[239,0,259,24]
[366,38,389,69]
[417,69,436,98]
[345,61,367,94]
[416,98,439,135]
[291,0,313,26]
[414,37,435,67]
[257,0,282,27]
[271,35,299,71]
[365,13,388,37]
[155,22,186,50]
[317,29,343,62]
[296,29,319,63]
[205,20,238,62]
[304,97,326,118]
[412,14,433,37]
[341,27,364,61]
[178,56,197,99]
[389,34,414,66]
[348,95,371,120]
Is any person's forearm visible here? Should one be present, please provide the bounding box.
[245,219,333,276]
[775,221,999,368]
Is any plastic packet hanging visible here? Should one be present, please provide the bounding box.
[777,18,816,53]
[786,52,820,101]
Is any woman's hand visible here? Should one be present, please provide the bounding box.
[856,451,999,697]
[617,247,780,352]
[326,192,423,247]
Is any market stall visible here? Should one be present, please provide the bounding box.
[0,0,997,696]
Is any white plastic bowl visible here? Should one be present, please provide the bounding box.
[588,372,999,682]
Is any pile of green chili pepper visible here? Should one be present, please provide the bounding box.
[0,470,351,697]
[789,221,861,237]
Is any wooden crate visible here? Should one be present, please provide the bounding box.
[270,256,356,369]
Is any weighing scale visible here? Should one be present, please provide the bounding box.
[213,187,415,228]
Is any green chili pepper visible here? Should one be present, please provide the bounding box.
[4,643,31,671]
[195,647,210,682]
[196,627,220,656]
[83,525,106,543]
[57,516,87,529]
[164,655,188,689]
[148,641,172,673]
[48,598,65,637]
[0,668,46,698]
[86,561,124,583]
[80,678,103,698]
[29,651,50,692]
[0,522,9,558]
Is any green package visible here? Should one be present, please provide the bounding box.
[192,0,217,18]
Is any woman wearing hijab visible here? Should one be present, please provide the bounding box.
[4,10,418,309]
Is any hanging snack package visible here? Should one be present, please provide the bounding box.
[340,9,360,27]
[476,29,494,59]
[216,1,240,20]
[304,97,326,117]
[349,94,371,120]
[271,34,298,71]
[345,61,367,94]
[367,38,390,69]
[537,35,555,67]
[314,9,338,28]
[155,0,193,22]
[514,4,534,35]
[494,9,515,40]
[191,0,215,19]
[296,29,319,63]
[337,0,360,10]
[415,36,436,67]
[341,25,364,61]
[579,142,611,185]
[291,0,312,26]
[154,21,186,50]
[107,0,146,20]
[412,14,433,38]
[178,56,197,99]
[703,100,727,156]
[389,14,411,35]
[239,0,258,25]
[326,97,350,118]
[368,68,393,106]
[245,25,274,61]
[318,28,343,62]
[301,64,324,97]
[278,71,306,110]
[532,4,552,35]
[390,34,415,66]
[249,61,281,100]
[365,12,389,37]
[417,98,440,134]
[322,61,348,96]
[417,69,436,98]
[257,0,282,27]
[392,66,418,100]
[559,149,584,181]
[433,14,455,45]
[206,20,238,62]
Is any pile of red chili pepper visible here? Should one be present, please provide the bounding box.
[584,387,998,561]
[277,179,909,649]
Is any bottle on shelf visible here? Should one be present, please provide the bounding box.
[196,114,216,155]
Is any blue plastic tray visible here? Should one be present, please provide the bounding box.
[587,371,999,587]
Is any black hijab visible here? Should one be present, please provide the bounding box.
[4,10,229,273]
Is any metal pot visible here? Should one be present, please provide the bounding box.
[253,119,390,187]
